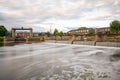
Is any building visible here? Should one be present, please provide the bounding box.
[33,32,40,36]
[67,28,95,36]
[95,27,111,41]
[11,27,33,38]
[16,32,30,38]
[95,27,110,35]
[33,32,51,37]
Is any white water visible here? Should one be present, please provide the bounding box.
[0,42,120,80]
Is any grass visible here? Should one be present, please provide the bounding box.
[0,36,3,42]
[29,36,41,39]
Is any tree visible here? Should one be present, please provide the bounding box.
[53,28,59,36]
[46,31,51,37]
[0,25,8,36]
[78,27,87,30]
[53,28,59,40]
[59,31,64,37]
[73,32,79,36]
[59,31,64,40]
[110,20,120,34]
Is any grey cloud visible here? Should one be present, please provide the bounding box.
[0,0,120,31]
[0,0,119,20]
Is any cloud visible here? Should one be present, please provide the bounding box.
[0,0,120,32]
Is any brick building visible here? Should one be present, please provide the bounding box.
[16,32,30,38]
[95,27,110,35]
[67,28,95,36]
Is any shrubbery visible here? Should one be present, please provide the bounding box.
[0,37,3,42]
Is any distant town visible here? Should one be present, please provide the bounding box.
[0,20,120,44]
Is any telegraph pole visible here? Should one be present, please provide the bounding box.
[50,25,52,34]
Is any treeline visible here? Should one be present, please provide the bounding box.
[110,20,120,34]
[53,28,64,37]
[0,25,8,37]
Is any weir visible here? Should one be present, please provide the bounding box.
[11,27,33,38]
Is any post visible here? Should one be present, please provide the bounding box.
[25,37,29,43]
[103,35,107,41]
[40,37,41,42]
[71,35,75,44]
[80,35,84,41]
[95,35,98,41]
[55,36,57,43]
[3,36,7,43]
[94,41,97,46]
[30,29,33,37]
[12,29,16,38]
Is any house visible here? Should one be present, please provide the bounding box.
[16,32,30,38]
[95,27,110,35]
[67,28,95,36]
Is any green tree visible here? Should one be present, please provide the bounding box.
[53,28,59,40]
[46,31,51,37]
[59,31,64,40]
[110,20,120,34]
[59,31,64,37]
[0,25,8,36]
[73,32,79,36]
[53,28,59,36]
[78,27,87,30]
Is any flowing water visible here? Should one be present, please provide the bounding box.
[0,42,120,80]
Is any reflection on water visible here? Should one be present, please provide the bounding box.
[0,42,16,47]
[0,42,120,80]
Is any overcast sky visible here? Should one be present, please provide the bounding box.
[0,0,120,32]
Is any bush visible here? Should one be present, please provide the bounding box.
[0,37,3,42]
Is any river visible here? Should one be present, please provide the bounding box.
[0,42,120,80]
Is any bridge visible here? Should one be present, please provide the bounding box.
[11,27,33,38]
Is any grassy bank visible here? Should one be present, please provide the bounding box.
[0,37,3,42]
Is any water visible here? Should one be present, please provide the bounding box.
[45,40,120,47]
[0,42,120,80]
